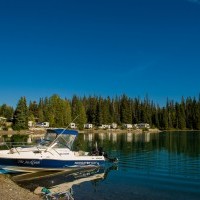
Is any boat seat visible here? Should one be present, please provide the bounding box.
[9,148,16,154]
[74,151,87,156]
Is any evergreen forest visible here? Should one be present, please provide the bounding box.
[0,94,200,130]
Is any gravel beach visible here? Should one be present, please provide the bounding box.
[0,175,42,200]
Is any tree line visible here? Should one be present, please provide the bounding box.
[0,94,200,130]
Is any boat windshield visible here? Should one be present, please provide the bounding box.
[40,132,76,149]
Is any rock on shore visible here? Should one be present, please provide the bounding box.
[0,175,41,200]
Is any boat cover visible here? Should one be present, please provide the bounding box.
[47,129,78,136]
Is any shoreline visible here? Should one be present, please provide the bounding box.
[161,129,200,132]
[0,174,42,200]
[80,128,162,134]
[1,128,199,138]
[0,128,162,137]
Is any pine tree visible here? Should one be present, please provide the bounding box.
[49,95,64,127]
[95,98,103,125]
[86,96,97,124]
[112,97,121,125]
[78,101,87,130]
[120,94,132,124]
[151,103,159,128]
[196,101,200,130]
[38,98,45,122]
[132,98,140,124]
[71,96,86,129]
[185,97,193,129]
[143,95,152,124]
[161,108,168,129]
[193,99,200,130]
[179,98,186,129]
[4,93,200,130]
[28,101,38,118]
[47,95,72,127]
[12,97,28,130]
[0,104,14,120]
[63,99,72,126]
[175,102,186,130]
[101,98,112,124]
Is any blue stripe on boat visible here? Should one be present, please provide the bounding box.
[0,158,105,169]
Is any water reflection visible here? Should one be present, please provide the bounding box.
[12,165,117,200]
[83,133,93,142]
[80,131,200,157]
[111,132,117,143]
[126,132,133,143]
[9,131,200,200]
[75,131,200,200]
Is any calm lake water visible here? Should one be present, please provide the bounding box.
[13,131,200,199]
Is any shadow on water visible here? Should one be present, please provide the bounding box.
[11,165,118,200]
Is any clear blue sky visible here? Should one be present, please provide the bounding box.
[0,0,200,107]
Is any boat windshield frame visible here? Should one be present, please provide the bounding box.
[40,129,78,149]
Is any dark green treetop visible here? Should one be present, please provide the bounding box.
[12,97,28,130]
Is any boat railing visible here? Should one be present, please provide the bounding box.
[0,142,36,153]
[1,141,68,156]
[1,141,30,148]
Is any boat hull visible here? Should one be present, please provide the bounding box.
[0,157,105,173]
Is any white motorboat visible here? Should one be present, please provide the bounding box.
[0,128,107,173]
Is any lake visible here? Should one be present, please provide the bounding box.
[13,131,200,199]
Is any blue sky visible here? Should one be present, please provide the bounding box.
[0,0,200,107]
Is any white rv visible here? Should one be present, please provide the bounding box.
[123,124,133,129]
[137,123,150,129]
[36,122,49,128]
[111,123,118,129]
[70,123,76,129]
[84,123,93,129]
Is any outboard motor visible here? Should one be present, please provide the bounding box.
[106,157,118,163]
[91,146,105,156]
[91,143,118,163]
